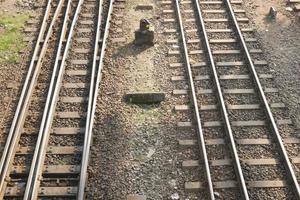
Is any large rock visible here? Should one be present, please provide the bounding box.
[125,91,165,104]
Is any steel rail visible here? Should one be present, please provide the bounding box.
[175,0,215,199]
[22,0,86,197]
[0,0,64,195]
[23,0,72,198]
[223,0,300,197]
[78,0,114,198]
[194,0,249,199]
[77,0,103,194]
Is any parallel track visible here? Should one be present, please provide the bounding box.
[0,0,113,198]
[162,0,300,199]
[1,0,299,199]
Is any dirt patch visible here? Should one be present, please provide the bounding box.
[0,0,35,13]
[0,0,17,14]
[244,0,300,128]
[120,1,160,92]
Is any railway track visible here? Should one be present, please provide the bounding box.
[162,0,300,199]
[0,0,113,198]
[0,0,46,134]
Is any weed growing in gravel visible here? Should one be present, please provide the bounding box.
[0,13,29,63]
